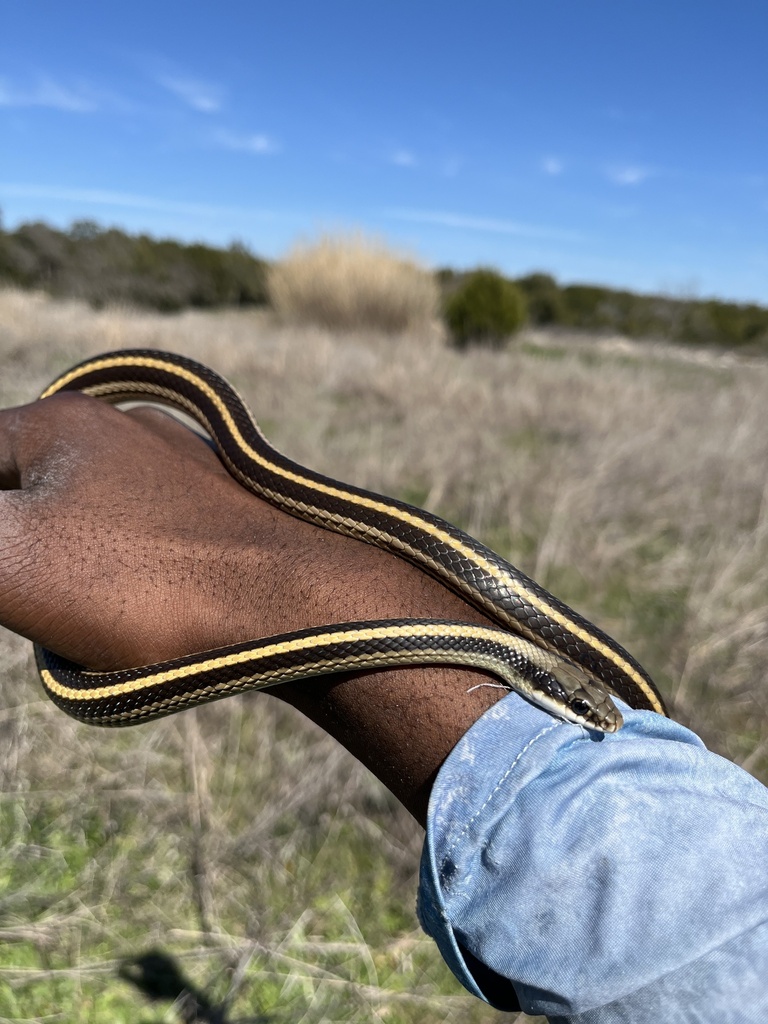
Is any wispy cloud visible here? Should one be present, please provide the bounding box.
[605,164,652,186]
[541,156,563,176]
[389,150,463,176]
[0,182,284,220]
[0,76,98,112]
[390,149,417,168]
[157,75,223,113]
[212,129,280,155]
[386,208,587,241]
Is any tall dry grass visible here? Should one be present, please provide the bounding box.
[1,287,768,1020]
[267,233,439,334]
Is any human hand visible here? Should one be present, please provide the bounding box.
[0,390,504,821]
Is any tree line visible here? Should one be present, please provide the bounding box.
[0,218,268,312]
[1,216,766,351]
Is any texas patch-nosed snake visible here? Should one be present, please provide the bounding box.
[33,349,667,732]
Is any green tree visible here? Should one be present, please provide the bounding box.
[443,268,527,348]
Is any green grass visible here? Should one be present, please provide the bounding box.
[0,772,502,1024]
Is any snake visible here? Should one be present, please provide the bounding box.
[33,349,667,732]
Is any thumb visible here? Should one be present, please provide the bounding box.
[0,398,78,645]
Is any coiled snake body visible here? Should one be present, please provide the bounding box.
[34,350,667,732]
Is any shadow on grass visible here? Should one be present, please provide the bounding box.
[119,948,274,1024]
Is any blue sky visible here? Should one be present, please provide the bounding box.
[2,0,767,303]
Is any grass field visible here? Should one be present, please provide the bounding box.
[1,288,767,1022]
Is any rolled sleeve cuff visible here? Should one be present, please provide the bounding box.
[418,693,768,1019]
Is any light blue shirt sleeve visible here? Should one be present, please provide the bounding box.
[417,693,768,1021]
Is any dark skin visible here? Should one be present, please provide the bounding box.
[0,393,507,825]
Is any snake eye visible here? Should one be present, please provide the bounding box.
[569,697,592,717]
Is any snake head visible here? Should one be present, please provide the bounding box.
[563,680,623,733]
[522,651,624,732]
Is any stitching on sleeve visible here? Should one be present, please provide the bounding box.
[443,721,563,861]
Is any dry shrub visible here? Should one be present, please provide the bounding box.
[267,233,438,334]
